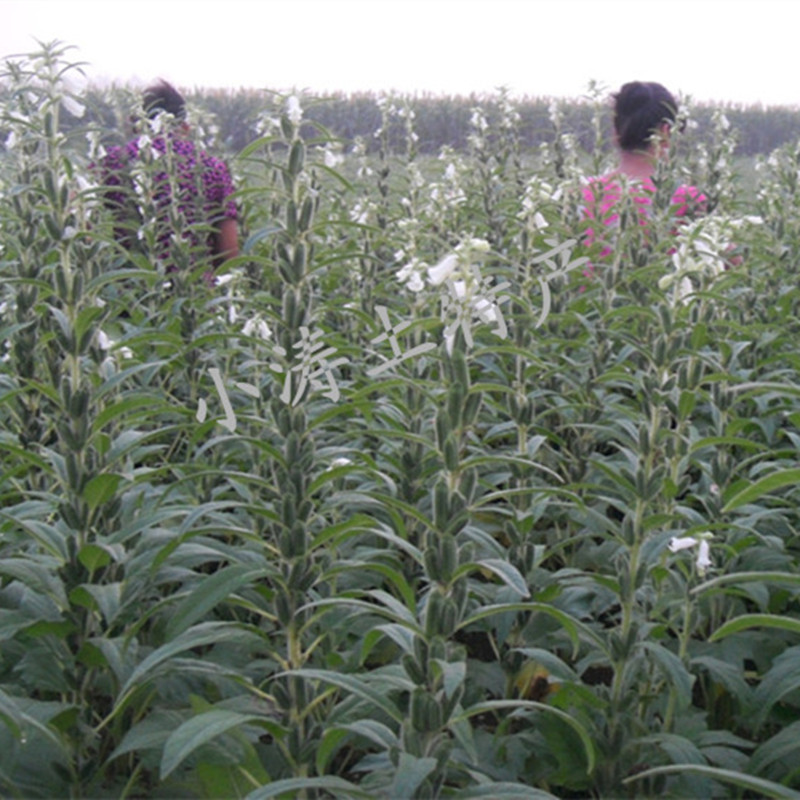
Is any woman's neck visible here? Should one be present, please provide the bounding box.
[616,149,658,181]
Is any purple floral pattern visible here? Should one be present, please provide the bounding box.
[98,133,236,268]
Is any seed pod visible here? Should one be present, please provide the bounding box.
[425,591,443,637]
[638,425,650,456]
[278,527,295,559]
[286,200,298,238]
[654,336,666,367]
[433,481,449,531]
[435,409,450,450]
[402,653,426,685]
[274,592,293,626]
[451,348,469,388]
[438,535,457,582]
[54,263,69,300]
[70,388,89,419]
[61,380,72,410]
[443,437,459,472]
[281,491,296,528]
[447,383,465,430]
[282,286,297,326]
[292,242,306,281]
[288,140,305,177]
[460,469,477,502]
[285,432,300,464]
[463,392,482,426]
[290,521,307,558]
[659,303,672,334]
[440,598,458,637]
[59,501,80,529]
[423,545,440,582]
[410,687,429,732]
[299,196,314,232]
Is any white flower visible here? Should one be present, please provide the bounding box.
[286,95,303,125]
[696,540,712,573]
[677,276,693,303]
[215,273,236,286]
[668,536,697,553]
[61,94,85,119]
[473,295,498,324]
[242,316,271,340]
[97,330,112,351]
[328,457,353,470]
[427,253,458,286]
[532,212,548,230]
[5,130,17,149]
[324,148,344,168]
[668,533,713,575]
[406,272,425,292]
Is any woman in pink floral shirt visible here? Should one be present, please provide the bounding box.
[581,81,706,267]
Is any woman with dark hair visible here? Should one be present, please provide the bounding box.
[581,81,705,262]
[98,80,238,285]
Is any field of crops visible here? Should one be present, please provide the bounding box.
[3,44,800,799]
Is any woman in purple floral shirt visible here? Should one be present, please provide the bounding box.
[99,81,238,284]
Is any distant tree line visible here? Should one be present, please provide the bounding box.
[188,88,800,158]
[8,83,800,158]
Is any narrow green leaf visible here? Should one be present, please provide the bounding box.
[710,614,800,642]
[447,784,560,799]
[622,763,800,798]
[390,753,438,799]
[722,468,800,512]
[161,709,283,779]
[474,559,531,598]
[118,623,258,701]
[166,566,263,639]
[278,668,404,723]
[245,776,374,799]
[453,699,595,774]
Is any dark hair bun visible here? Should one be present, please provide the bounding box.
[613,81,677,152]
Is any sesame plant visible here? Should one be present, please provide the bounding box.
[1,42,800,800]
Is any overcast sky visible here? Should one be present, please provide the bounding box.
[2,0,799,107]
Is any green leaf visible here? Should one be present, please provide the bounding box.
[453,699,595,774]
[389,753,438,799]
[622,763,800,798]
[722,468,800,512]
[461,559,531,598]
[82,473,122,511]
[165,565,264,640]
[278,668,404,723]
[161,709,283,779]
[754,645,800,725]
[749,720,800,778]
[245,776,374,799]
[117,623,259,703]
[458,603,602,657]
[77,543,112,573]
[641,642,693,708]
[444,784,559,798]
[710,614,800,642]
[693,571,800,596]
